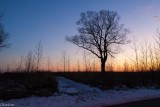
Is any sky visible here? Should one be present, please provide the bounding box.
[0,0,160,71]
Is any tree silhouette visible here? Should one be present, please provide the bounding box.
[35,41,43,71]
[0,15,9,50]
[66,10,129,73]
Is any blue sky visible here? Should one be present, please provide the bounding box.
[0,0,160,70]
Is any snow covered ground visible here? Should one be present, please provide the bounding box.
[1,77,160,107]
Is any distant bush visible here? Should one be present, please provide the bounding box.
[0,72,58,100]
[55,72,160,90]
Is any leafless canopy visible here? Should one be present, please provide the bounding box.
[155,29,160,47]
[66,10,129,73]
[0,15,9,50]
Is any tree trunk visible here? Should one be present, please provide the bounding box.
[101,59,106,74]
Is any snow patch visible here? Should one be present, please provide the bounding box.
[1,77,160,107]
[57,77,101,94]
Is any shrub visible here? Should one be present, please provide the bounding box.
[0,72,58,100]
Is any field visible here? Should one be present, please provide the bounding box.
[1,71,160,100]
[56,72,160,90]
[1,72,160,107]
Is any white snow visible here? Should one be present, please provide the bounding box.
[1,77,160,107]
[58,77,101,94]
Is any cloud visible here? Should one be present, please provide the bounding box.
[153,15,160,21]
[154,16,160,18]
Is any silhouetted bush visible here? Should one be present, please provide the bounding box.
[0,72,58,100]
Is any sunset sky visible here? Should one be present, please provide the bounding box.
[0,0,160,71]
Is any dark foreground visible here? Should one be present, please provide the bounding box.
[0,72,58,100]
[107,98,160,107]
[56,72,160,90]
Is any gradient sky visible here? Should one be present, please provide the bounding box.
[0,0,160,70]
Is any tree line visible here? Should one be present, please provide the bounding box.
[123,31,160,72]
[1,10,160,73]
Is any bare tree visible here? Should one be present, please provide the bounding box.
[153,44,160,71]
[6,64,10,72]
[62,51,67,72]
[123,59,129,72]
[56,61,59,72]
[130,38,139,72]
[92,58,96,71]
[13,56,24,72]
[35,41,43,71]
[107,57,114,72]
[139,42,148,71]
[83,51,89,71]
[66,10,129,73]
[67,55,70,72]
[144,41,148,71]
[0,15,9,50]
[47,57,51,71]
[77,59,80,72]
[155,29,160,47]
[25,51,35,72]
[154,29,160,71]
[148,44,155,71]
[82,51,93,72]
